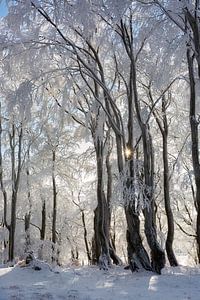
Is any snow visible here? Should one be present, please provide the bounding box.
[0,264,200,300]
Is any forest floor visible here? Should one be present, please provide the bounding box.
[0,262,200,300]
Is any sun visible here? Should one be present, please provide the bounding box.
[124,147,132,159]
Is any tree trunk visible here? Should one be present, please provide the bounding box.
[81,209,92,264]
[141,125,165,274]
[92,206,101,264]
[126,27,166,271]
[187,48,200,262]
[0,102,9,262]
[8,124,22,262]
[125,204,152,271]
[125,155,152,271]
[25,147,32,254]
[105,139,122,265]
[163,131,178,266]
[52,150,57,263]
[38,199,46,260]
[24,212,31,253]
[9,192,17,262]
[52,150,57,244]
[95,138,111,269]
[41,199,46,241]
[151,93,178,266]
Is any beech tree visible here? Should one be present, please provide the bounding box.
[144,0,200,265]
[0,103,25,261]
[0,0,199,270]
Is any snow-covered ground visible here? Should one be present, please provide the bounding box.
[0,264,200,300]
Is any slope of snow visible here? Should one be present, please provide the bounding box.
[0,264,200,300]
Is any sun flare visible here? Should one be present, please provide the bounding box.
[124,147,132,159]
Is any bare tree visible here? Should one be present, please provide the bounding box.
[0,107,23,262]
[117,16,166,273]
[146,87,178,266]
[153,0,200,263]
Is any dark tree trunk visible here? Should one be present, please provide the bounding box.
[105,139,122,265]
[81,209,92,263]
[8,124,22,262]
[187,47,200,262]
[9,193,17,262]
[41,200,46,241]
[124,155,152,271]
[162,132,178,266]
[52,150,57,244]
[51,150,57,263]
[38,199,46,260]
[131,44,165,273]
[92,206,101,264]
[0,103,10,262]
[125,205,152,271]
[151,94,178,266]
[24,212,31,253]
[141,125,165,274]
[25,147,32,254]
[95,138,111,269]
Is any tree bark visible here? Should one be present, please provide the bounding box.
[24,212,31,253]
[132,43,165,274]
[41,199,46,241]
[125,204,152,271]
[38,199,46,260]
[162,131,178,266]
[92,206,101,264]
[105,138,122,265]
[95,138,111,269]
[187,47,200,262]
[25,147,32,254]
[81,209,92,263]
[150,93,178,266]
[141,125,165,274]
[8,124,23,262]
[52,150,57,244]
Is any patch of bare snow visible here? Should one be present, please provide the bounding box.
[0,264,199,299]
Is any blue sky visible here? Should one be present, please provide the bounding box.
[0,0,8,17]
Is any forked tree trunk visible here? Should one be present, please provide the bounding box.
[92,132,121,267]
[125,204,152,271]
[141,125,165,274]
[114,129,152,270]
[124,153,152,271]
[129,38,165,272]
[151,94,178,266]
[73,193,92,264]
[116,19,166,273]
